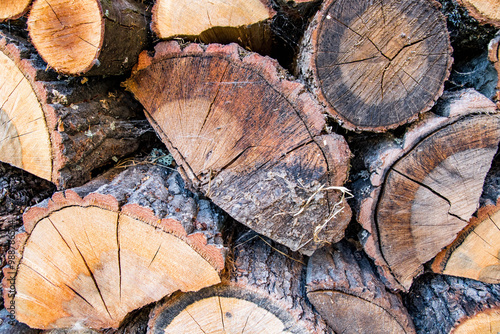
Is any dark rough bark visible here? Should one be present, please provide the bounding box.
[149,231,331,333]
[405,274,500,334]
[125,41,352,256]
[307,240,416,334]
[296,0,452,132]
[0,31,149,189]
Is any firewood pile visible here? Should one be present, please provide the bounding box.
[0,0,499,332]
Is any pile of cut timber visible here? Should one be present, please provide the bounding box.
[0,0,499,333]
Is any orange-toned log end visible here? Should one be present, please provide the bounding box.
[0,0,31,21]
[27,0,147,76]
[297,0,452,132]
[452,308,500,334]
[124,41,352,256]
[5,178,224,330]
[432,199,500,284]
[152,0,275,54]
[457,0,500,28]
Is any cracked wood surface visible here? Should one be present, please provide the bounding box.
[124,41,352,256]
[0,31,147,188]
[149,232,331,334]
[306,241,416,334]
[356,89,500,291]
[0,0,31,21]
[296,0,452,132]
[3,165,226,329]
[27,0,148,75]
[432,198,500,284]
[152,0,275,55]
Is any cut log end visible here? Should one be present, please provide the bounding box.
[0,0,31,21]
[28,0,147,76]
[4,166,226,330]
[298,0,452,131]
[432,199,500,284]
[457,0,500,28]
[452,308,500,334]
[149,286,308,334]
[125,41,352,255]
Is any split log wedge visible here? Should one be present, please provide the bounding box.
[296,0,452,132]
[27,0,148,76]
[0,32,146,188]
[0,0,31,21]
[149,232,330,333]
[457,0,500,28]
[2,164,226,329]
[356,89,500,291]
[124,41,352,256]
[152,0,275,54]
[406,274,500,334]
[432,198,500,284]
[307,241,416,334]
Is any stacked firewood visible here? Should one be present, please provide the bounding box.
[0,0,499,332]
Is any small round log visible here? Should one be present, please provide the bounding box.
[0,0,31,21]
[457,0,500,28]
[296,0,452,132]
[0,31,147,188]
[27,0,148,76]
[149,232,331,333]
[405,274,500,334]
[3,164,226,330]
[307,241,416,334]
[124,41,352,256]
[356,89,500,291]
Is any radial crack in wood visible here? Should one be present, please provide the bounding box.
[356,89,500,291]
[0,31,147,188]
[3,164,226,329]
[306,241,416,334]
[149,232,331,333]
[432,198,500,284]
[124,41,352,255]
[296,0,452,132]
[27,0,148,76]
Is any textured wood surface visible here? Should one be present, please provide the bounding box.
[432,199,500,284]
[297,0,452,132]
[0,0,31,21]
[307,241,416,334]
[0,31,147,188]
[489,33,500,105]
[356,89,500,291]
[149,232,330,333]
[3,165,226,329]
[405,274,500,334]
[27,0,147,75]
[125,41,352,256]
[457,0,500,27]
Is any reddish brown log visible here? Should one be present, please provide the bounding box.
[124,41,352,256]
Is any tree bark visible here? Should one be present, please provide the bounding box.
[27,0,148,76]
[0,0,31,22]
[405,274,500,334]
[124,41,352,256]
[149,231,331,333]
[354,89,500,291]
[307,240,416,334]
[0,31,148,189]
[489,33,500,106]
[296,0,452,132]
[3,164,227,330]
[456,0,500,28]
